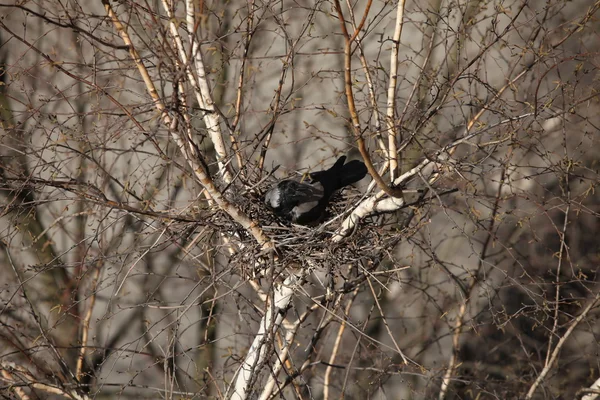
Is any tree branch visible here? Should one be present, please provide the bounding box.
[102,0,271,248]
[333,0,404,198]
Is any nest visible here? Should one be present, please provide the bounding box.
[219,180,398,279]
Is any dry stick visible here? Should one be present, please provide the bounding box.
[1,362,91,400]
[545,95,572,370]
[258,303,320,400]
[333,64,532,241]
[266,300,344,400]
[220,231,310,399]
[267,356,323,400]
[273,334,301,398]
[21,211,95,250]
[525,291,600,399]
[0,21,168,162]
[257,2,321,175]
[229,269,308,400]
[257,7,306,173]
[579,378,600,400]
[229,0,257,175]
[160,0,233,183]
[344,0,387,156]
[438,301,468,400]
[185,0,233,183]
[340,297,378,397]
[3,175,206,223]
[75,264,102,382]
[333,0,404,199]
[297,284,415,364]
[1,368,30,400]
[366,277,408,363]
[223,229,309,399]
[203,367,225,400]
[385,0,406,181]
[418,1,527,130]
[174,79,221,206]
[102,0,271,248]
[5,251,83,392]
[322,288,359,400]
[162,5,224,184]
[257,54,290,173]
[353,1,525,201]
[234,1,288,174]
[438,164,508,399]
[397,23,437,153]
[232,0,254,132]
[532,1,600,116]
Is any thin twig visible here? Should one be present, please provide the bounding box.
[525,291,600,399]
[258,303,320,400]
[385,0,406,181]
[545,80,572,370]
[438,301,467,400]
[102,0,272,248]
[1,367,31,400]
[76,263,102,381]
[344,0,387,155]
[323,288,359,400]
[578,377,600,400]
[333,0,404,198]
[366,277,409,364]
[332,63,535,240]
[185,0,233,183]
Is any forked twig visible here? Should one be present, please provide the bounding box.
[102,0,271,247]
[385,0,406,181]
[333,0,404,198]
[525,291,600,399]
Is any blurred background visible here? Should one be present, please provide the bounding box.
[0,0,599,398]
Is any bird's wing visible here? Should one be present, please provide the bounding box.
[289,182,325,223]
[281,181,324,205]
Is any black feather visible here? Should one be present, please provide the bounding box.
[265,156,368,224]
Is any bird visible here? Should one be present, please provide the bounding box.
[264,156,368,224]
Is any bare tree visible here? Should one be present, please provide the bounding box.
[0,0,599,399]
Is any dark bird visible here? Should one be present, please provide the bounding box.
[264,156,368,224]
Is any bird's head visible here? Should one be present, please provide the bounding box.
[264,186,281,209]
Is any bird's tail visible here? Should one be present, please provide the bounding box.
[338,159,368,188]
[310,156,368,192]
